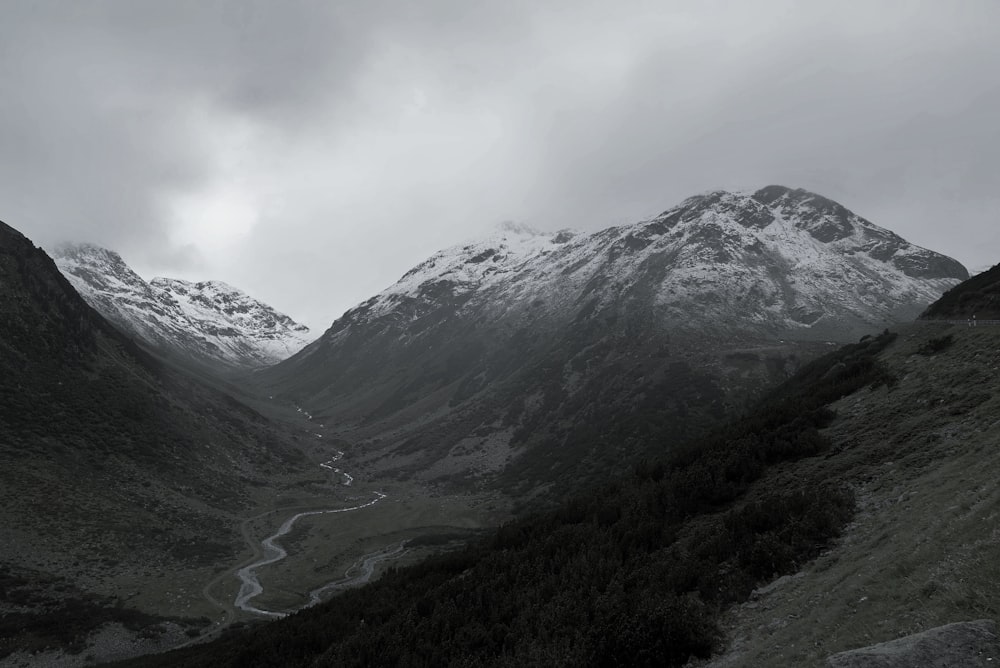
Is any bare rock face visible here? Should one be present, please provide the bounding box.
[826,619,1000,667]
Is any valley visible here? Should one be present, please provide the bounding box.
[104,296,1000,668]
[0,193,983,666]
[222,443,501,621]
[2,3,996,664]
[212,400,508,623]
[0,221,505,665]
[0,398,506,666]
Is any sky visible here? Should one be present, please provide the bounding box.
[2,1,998,332]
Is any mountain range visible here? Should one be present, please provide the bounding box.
[33,186,970,504]
[258,185,967,499]
[53,243,312,372]
[0,185,978,666]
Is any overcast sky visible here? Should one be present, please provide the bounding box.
[2,1,998,331]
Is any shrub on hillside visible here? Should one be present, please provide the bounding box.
[916,334,954,356]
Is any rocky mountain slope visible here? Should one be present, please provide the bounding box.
[0,222,311,660]
[53,243,312,371]
[335,186,964,342]
[259,186,967,498]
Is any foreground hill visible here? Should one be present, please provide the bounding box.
[920,261,1000,320]
[53,242,312,372]
[0,222,310,660]
[700,320,1000,666]
[259,186,967,500]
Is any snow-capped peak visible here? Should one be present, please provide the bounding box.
[52,243,313,370]
[327,186,967,343]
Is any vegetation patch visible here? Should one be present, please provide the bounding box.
[0,565,209,660]
[915,334,954,356]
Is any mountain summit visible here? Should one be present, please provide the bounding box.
[260,186,967,495]
[53,243,312,370]
[343,185,966,342]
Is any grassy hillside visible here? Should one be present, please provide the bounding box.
[920,262,1000,319]
[697,322,1000,666]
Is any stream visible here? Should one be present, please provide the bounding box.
[233,450,391,618]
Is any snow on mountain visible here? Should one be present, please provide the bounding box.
[340,186,967,342]
[258,186,967,497]
[53,243,312,370]
[149,277,312,362]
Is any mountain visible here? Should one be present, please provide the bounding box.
[258,186,967,498]
[325,187,964,342]
[0,222,310,659]
[112,274,1000,668]
[52,243,312,371]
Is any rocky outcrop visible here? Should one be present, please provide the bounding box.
[827,619,1000,667]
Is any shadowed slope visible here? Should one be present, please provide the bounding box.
[0,220,307,658]
[920,262,1000,320]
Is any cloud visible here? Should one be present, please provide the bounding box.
[1,1,998,329]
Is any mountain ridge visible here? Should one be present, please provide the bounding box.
[919,261,1000,320]
[52,242,313,371]
[317,185,964,343]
